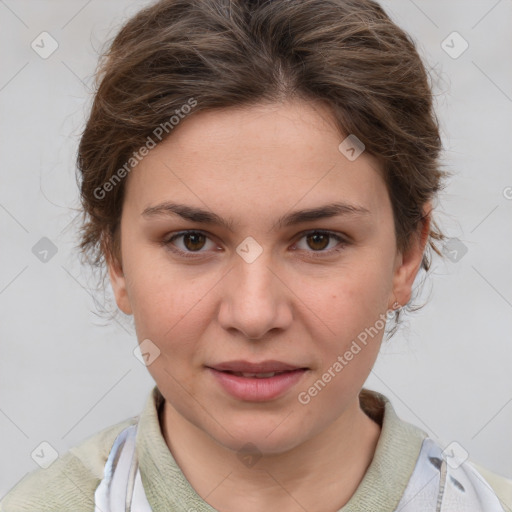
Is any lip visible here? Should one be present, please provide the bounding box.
[206,363,308,402]
[208,360,306,373]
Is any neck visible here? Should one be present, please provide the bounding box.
[159,397,381,512]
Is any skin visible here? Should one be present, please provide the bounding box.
[107,98,430,512]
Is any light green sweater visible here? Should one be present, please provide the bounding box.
[1,386,511,511]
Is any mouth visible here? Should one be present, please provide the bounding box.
[205,361,309,401]
[216,370,300,378]
[207,359,308,374]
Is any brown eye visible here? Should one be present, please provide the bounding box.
[182,232,207,251]
[164,230,217,258]
[294,230,350,258]
[306,232,330,251]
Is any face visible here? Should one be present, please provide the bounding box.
[108,99,428,454]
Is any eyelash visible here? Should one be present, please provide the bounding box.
[162,230,350,260]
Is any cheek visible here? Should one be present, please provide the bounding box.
[304,292,384,410]
[131,289,205,390]
[124,260,210,359]
[302,260,391,387]
[311,261,392,336]
[130,282,200,341]
[124,244,200,322]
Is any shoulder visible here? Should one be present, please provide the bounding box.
[417,437,512,511]
[0,417,137,512]
[469,460,512,510]
[363,390,512,511]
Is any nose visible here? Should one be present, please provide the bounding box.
[217,250,293,340]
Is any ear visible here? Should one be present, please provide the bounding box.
[103,235,133,316]
[391,202,431,308]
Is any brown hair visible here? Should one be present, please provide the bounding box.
[74,0,448,337]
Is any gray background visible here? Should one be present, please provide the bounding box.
[1,0,511,497]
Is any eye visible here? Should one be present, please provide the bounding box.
[163,230,218,258]
[293,230,350,258]
[162,229,350,260]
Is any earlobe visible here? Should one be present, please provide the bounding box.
[391,204,432,308]
[104,242,133,316]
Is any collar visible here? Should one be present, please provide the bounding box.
[135,385,428,511]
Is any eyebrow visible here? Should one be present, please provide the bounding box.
[141,201,371,232]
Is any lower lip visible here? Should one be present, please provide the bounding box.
[207,368,308,402]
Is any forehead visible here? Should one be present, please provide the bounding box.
[123,99,389,220]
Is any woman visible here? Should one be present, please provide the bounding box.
[2,0,511,510]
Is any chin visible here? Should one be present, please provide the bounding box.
[210,421,308,456]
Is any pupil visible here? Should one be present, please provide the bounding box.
[308,233,328,250]
[185,233,205,251]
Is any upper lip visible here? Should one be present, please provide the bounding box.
[208,360,307,373]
